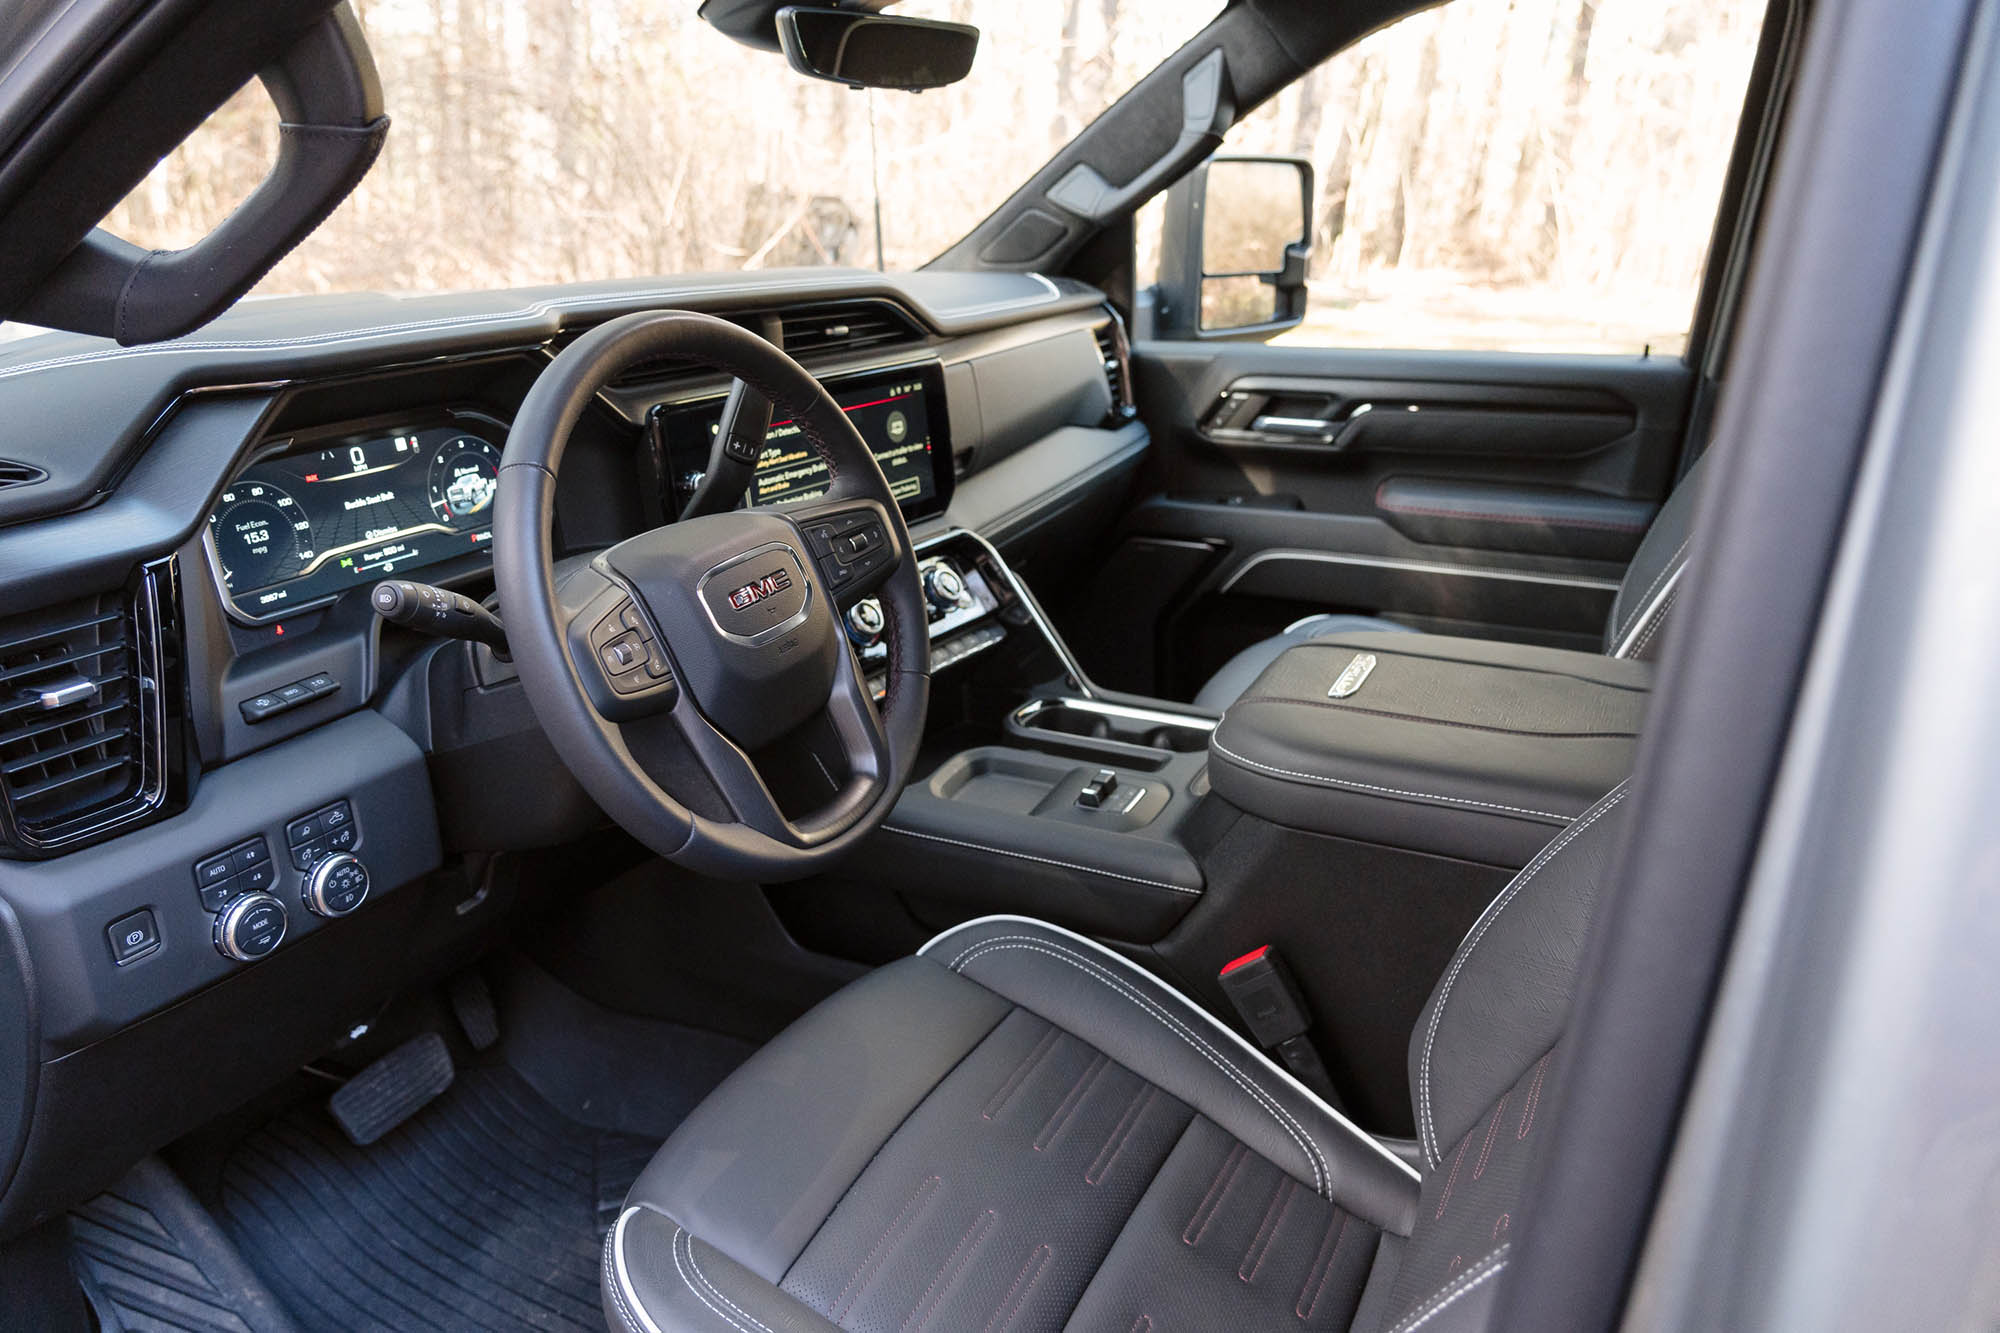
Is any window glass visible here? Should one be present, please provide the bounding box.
[1158,0,1766,354]
[97,0,1227,295]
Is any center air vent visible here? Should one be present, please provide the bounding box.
[0,561,181,855]
[597,299,927,390]
[774,301,924,357]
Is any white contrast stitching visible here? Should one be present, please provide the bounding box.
[1383,1247,1510,1333]
[1628,587,1679,657]
[604,1225,644,1333]
[0,275,1061,384]
[883,826,1200,894]
[1208,737,1571,823]
[1417,785,1627,1164]
[1614,538,1689,642]
[947,935,1329,1196]
[683,1230,775,1333]
[672,1227,769,1333]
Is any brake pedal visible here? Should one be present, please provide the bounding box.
[329,1032,454,1146]
[449,970,500,1051]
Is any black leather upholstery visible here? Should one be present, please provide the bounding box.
[1196,454,1709,708]
[607,782,1633,1333]
[1207,632,1649,865]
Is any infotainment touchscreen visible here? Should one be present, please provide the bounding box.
[657,362,951,520]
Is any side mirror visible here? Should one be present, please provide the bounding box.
[1155,155,1313,340]
[775,6,980,91]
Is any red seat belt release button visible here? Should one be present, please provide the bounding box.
[1218,945,1310,1048]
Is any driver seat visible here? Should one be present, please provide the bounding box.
[604,783,1631,1333]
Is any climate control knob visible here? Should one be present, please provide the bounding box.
[304,852,371,918]
[846,598,886,647]
[923,563,966,613]
[214,893,287,962]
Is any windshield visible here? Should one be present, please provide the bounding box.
[100,1,1221,297]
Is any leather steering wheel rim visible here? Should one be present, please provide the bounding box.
[495,310,930,880]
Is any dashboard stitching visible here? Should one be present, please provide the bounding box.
[0,276,1063,384]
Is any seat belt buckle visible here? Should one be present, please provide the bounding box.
[1218,945,1341,1104]
[1219,946,1309,1045]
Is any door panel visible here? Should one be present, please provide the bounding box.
[1058,342,1693,700]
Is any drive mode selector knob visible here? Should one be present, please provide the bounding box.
[922,563,965,613]
[214,893,287,961]
[304,852,371,918]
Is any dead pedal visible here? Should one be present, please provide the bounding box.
[449,970,499,1051]
[329,1032,454,1146]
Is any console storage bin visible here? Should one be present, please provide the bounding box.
[1207,631,1652,865]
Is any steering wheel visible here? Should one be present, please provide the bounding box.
[494,311,930,879]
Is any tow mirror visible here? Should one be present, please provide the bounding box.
[775,6,979,91]
[1156,155,1313,340]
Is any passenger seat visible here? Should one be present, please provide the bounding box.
[1193,453,1706,711]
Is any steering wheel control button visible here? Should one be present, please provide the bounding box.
[107,909,160,965]
[600,632,645,675]
[304,853,371,918]
[215,894,287,962]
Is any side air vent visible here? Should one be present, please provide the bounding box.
[599,299,927,389]
[0,461,47,489]
[0,561,181,856]
[1095,312,1138,425]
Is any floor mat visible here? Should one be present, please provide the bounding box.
[217,1065,655,1332]
[72,1156,295,1333]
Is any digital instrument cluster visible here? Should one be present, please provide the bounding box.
[208,423,502,621]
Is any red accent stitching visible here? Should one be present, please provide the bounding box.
[1518,1053,1553,1140]
[1086,1086,1154,1186]
[983,1027,1059,1120]
[1473,1095,1508,1181]
[832,1175,940,1319]
[981,1244,1051,1333]
[1298,1213,1350,1320]
[1184,1144,1246,1245]
[903,1210,995,1333]
[1241,1178,1297,1282]
[1435,1135,1470,1220]
[1034,1053,1106,1151]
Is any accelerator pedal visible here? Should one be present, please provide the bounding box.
[448,969,500,1051]
[329,1032,454,1146]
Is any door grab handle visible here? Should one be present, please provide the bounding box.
[1249,415,1336,439]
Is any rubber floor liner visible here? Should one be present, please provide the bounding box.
[217,1065,655,1332]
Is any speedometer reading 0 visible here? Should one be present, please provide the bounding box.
[209,482,315,591]
[426,435,501,527]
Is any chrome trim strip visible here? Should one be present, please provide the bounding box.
[919,526,1097,698]
[1220,548,1622,595]
[1011,695,1216,734]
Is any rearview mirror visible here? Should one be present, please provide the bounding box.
[776,7,980,91]
[1154,155,1314,340]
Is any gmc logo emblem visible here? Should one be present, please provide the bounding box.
[727,568,793,610]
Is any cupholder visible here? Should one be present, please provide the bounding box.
[1007,697,1216,765]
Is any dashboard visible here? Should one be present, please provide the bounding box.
[208,418,505,622]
